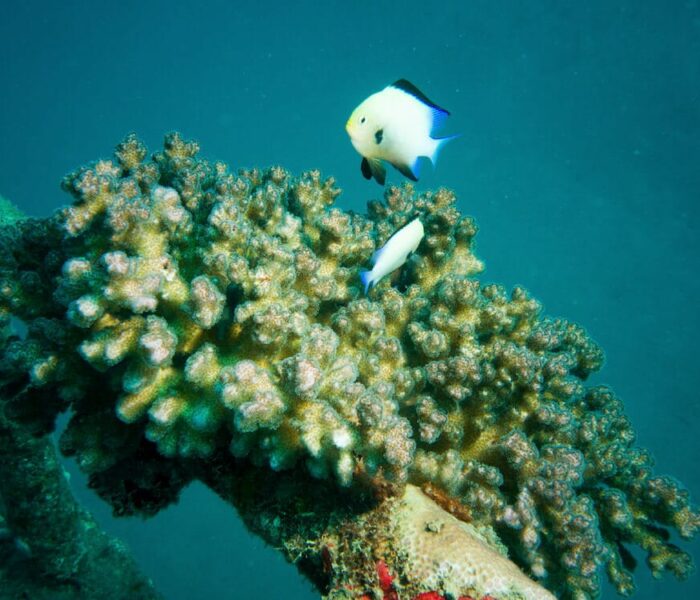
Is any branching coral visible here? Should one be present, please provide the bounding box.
[0,134,697,599]
[0,205,161,598]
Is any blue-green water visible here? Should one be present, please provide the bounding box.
[1,1,698,598]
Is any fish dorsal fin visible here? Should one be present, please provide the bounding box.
[428,108,449,136]
[391,79,450,135]
[391,79,449,115]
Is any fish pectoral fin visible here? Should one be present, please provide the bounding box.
[361,158,372,180]
[367,158,386,185]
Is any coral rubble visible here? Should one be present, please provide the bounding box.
[0,134,697,599]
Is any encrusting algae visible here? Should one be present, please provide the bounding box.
[0,133,698,599]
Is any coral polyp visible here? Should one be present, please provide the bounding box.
[0,133,697,599]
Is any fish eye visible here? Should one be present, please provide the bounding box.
[360,117,366,124]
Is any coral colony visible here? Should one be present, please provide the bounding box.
[1,134,698,599]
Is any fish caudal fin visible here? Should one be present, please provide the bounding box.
[428,134,460,165]
[360,270,374,294]
[399,135,459,182]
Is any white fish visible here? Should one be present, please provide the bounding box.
[361,218,424,293]
[346,79,458,185]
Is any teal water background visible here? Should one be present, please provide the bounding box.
[1,1,699,598]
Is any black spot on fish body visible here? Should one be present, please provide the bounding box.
[375,128,383,144]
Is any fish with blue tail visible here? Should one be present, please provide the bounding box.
[360,217,424,293]
[346,79,459,185]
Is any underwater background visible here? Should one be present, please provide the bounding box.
[0,1,698,598]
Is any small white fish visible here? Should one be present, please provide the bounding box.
[346,79,458,185]
[361,218,424,293]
